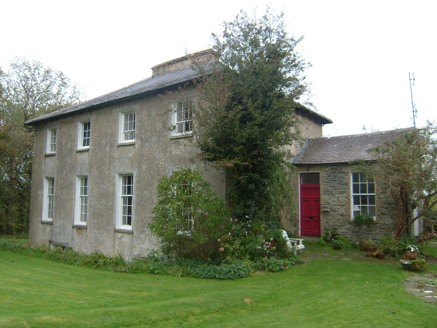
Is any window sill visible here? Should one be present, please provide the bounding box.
[44,153,56,157]
[114,228,133,234]
[117,141,135,147]
[73,224,87,229]
[41,220,53,225]
[76,148,89,153]
[170,133,193,140]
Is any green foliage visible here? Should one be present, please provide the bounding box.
[380,233,419,258]
[150,168,228,260]
[262,257,298,272]
[353,213,376,227]
[355,122,437,239]
[363,238,377,247]
[332,239,343,249]
[0,57,84,234]
[191,8,306,224]
[185,259,250,279]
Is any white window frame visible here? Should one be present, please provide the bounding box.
[42,177,55,221]
[119,112,135,143]
[174,181,195,234]
[74,176,88,225]
[78,121,91,149]
[116,174,134,230]
[172,101,192,136]
[351,172,376,220]
[46,128,57,154]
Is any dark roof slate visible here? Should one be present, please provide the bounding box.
[25,61,333,126]
[292,128,413,165]
[25,66,201,125]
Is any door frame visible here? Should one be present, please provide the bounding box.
[299,172,321,237]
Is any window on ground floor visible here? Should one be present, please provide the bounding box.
[43,177,55,221]
[351,172,376,218]
[117,174,134,229]
[75,176,88,225]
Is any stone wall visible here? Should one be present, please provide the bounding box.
[292,164,398,243]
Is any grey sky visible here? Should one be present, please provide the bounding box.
[1,0,435,136]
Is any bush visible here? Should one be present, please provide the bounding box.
[381,233,419,258]
[150,169,229,260]
[185,259,250,279]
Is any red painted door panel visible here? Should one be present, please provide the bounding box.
[300,174,320,236]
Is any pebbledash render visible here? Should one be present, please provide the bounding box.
[26,50,332,259]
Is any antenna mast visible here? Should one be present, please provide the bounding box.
[409,72,417,128]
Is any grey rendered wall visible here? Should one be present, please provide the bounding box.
[28,93,226,259]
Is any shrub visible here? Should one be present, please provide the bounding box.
[185,259,250,279]
[150,169,228,260]
[381,233,419,258]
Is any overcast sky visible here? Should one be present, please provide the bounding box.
[1,0,436,137]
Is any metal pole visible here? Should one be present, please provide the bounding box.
[409,72,416,128]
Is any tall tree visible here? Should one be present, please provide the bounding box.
[357,122,437,239]
[192,9,309,225]
[0,57,84,234]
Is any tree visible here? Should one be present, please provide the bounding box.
[357,122,437,239]
[190,9,308,226]
[0,57,84,234]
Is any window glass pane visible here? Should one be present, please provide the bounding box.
[369,195,375,205]
[368,182,375,194]
[360,183,367,193]
[82,122,90,147]
[369,206,376,216]
[301,173,319,185]
[352,173,359,182]
[361,195,368,205]
[353,184,359,194]
[353,195,360,205]
[175,101,192,133]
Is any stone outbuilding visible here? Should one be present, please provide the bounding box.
[289,128,420,242]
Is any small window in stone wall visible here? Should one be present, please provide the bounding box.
[352,172,376,218]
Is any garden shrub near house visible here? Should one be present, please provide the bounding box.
[150,169,228,260]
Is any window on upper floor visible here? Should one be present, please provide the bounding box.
[78,121,91,149]
[119,112,135,143]
[46,128,57,153]
[172,101,192,136]
[351,172,376,219]
[117,174,134,229]
[74,176,88,225]
[43,177,55,221]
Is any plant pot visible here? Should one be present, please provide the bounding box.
[407,250,417,260]
[377,252,385,259]
[363,246,377,252]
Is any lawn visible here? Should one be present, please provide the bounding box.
[1,245,436,327]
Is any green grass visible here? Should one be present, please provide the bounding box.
[1,249,437,327]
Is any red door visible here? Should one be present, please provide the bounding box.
[300,173,320,236]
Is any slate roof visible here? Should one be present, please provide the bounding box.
[292,128,413,165]
[25,57,332,126]
[25,66,202,125]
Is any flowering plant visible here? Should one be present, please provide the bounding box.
[406,245,419,253]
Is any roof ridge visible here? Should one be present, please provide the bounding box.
[322,127,413,139]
